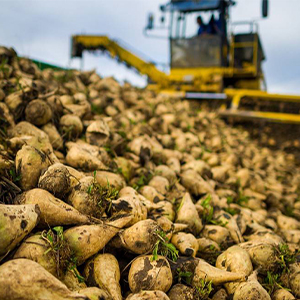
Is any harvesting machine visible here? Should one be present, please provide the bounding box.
[71,0,300,123]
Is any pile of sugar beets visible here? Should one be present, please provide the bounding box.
[1,46,300,300]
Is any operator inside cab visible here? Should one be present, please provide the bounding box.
[196,16,207,35]
[197,14,221,36]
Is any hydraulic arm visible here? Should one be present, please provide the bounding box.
[71,35,169,87]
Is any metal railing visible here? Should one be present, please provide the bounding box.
[229,21,259,75]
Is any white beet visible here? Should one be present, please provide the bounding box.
[128,255,173,293]
[0,259,88,300]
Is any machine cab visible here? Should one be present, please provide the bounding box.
[161,0,227,69]
[146,0,266,91]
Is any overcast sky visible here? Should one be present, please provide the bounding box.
[1,0,300,94]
